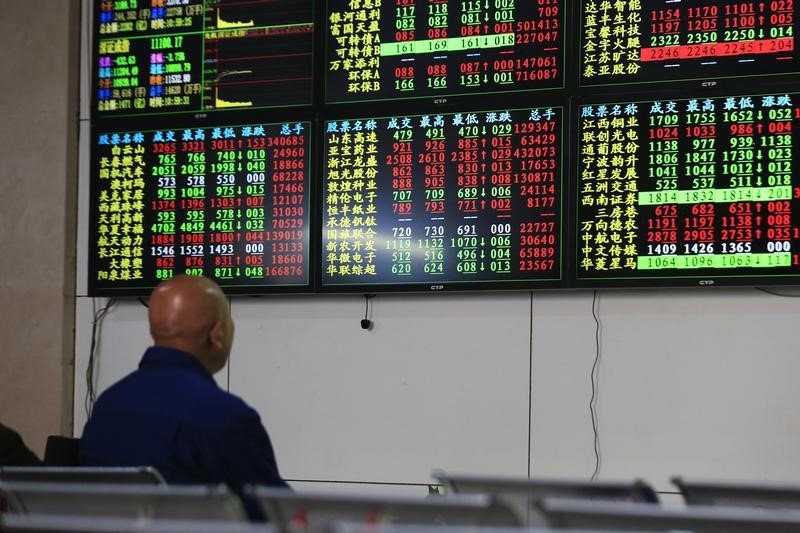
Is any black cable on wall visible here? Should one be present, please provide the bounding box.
[590,290,602,481]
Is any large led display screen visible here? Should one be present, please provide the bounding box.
[320,106,565,291]
[326,0,565,103]
[575,91,800,287]
[93,0,313,116]
[89,120,311,295]
[580,0,799,88]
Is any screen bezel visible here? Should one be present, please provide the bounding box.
[89,0,317,120]
[87,110,318,297]
[575,0,800,93]
[322,0,569,106]
[314,95,571,294]
[569,84,800,289]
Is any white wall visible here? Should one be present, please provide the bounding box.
[73,0,800,498]
[74,287,800,496]
[530,289,800,487]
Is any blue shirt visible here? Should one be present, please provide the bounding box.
[80,346,289,494]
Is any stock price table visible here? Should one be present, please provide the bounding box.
[576,92,800,287]
[321,108,564,290]
[90,122,310,295]
[326,0,564,103]
[95,0,313,116]
[580,0,798,87]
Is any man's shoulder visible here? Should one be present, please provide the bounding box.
[161,370,258,423]
[93,365,244,414]
[89,361,261,431]
[195,383,255,416]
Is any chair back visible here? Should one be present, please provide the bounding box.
[330,522,645,533]
[0,466,164,485]
[0,481,246,521]
[43,436,80,467]
[0,513,272,532]
[432,471,658,526]
[248,487,521,533]
[673,476,800,509]
[539,497,800,533]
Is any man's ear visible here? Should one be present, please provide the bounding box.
[208,319,224,349]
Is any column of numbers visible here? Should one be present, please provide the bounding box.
[242,145,267,279]
[178,142,207,275]
[386,127,414,276]
[208,142,238,280]
[422,124,446,275]
[451,124,481,274]
[487,125,513,273]
[516,118,559,272]
[151,141,178,280]
[269,138,306,279]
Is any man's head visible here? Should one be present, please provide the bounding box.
[148,275,234,374]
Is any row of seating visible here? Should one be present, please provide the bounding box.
[5,467,800,532]
[0,466,164,486]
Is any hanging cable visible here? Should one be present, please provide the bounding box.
[528,291,534,479]
[360,294,375,330]
[756,287,800,298]
[227,295,232,391]
[85,298,117,417]
[590,290,602,481]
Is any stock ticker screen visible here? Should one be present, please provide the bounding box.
[90,1,800,292]
[575,92,800,287]
[93,0,313,116]
[89,121,311,295]
[320,107,564,291]
[580,0,799,87]
[325,0,564,103]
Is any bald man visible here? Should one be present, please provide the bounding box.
[79,276,289,503]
